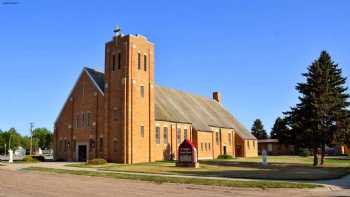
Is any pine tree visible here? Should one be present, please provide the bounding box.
[286,51,350,166]
[251,119,268,139]
[270,117,292,144]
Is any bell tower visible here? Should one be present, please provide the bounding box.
[104,26,155,163]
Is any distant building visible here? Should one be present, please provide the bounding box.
[258,139,293,155]
[14,146,26,157]
[54,27,257,164]
[339,145,350,155]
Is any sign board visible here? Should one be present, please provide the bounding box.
[176,139,199,168]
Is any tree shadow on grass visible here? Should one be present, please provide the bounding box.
[169,161,350,181]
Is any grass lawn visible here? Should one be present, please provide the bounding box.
[66,156,350,180]
[25,167,320,189]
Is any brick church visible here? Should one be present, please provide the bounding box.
[54,27,257,164]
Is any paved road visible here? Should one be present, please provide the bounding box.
[0,163,349,197]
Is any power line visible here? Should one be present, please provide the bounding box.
[30,122,34,155]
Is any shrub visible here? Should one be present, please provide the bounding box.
[32,155,46,162]
[298,149,311,157]
[23,156,34,162]
[23,156,41,162]
[217,154,233,160]
[87,158,107,165]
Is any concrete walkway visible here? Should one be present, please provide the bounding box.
[1,162,349,191]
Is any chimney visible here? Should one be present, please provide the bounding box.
[213,92,221,104]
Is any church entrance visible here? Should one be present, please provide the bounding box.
[78,145,87,162]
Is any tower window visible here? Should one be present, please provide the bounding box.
[138,53,141,70]
[156,127,160,144]
[144,54,147,71]
[112,54,116,71]
[140,125,144,138]
[140,86,144,97]
[117,53,121,69]
[163,127,168,144]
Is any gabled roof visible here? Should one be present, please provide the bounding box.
[55,67,105,124]
[84,67,105,94]
[155,85,256,140]
[77,67,256,140]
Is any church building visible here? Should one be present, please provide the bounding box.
[54,27,257,164]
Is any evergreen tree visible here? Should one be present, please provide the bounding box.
[286,51,350,166]
[251,119,268,139]
[0,130,4,154]
[270,117,292,144]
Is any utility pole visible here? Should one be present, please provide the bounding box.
[30,122,34,155]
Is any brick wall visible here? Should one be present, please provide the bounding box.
[54,70,104,161]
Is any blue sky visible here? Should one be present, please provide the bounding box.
[0,0,349,136]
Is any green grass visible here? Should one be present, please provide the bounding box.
[25,167,320,189]
[65,156,350,180]
[218,156,350,167]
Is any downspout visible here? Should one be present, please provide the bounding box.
[148,47,152,162]
[95,92,98,159]
[130,44,134,164]
[71,95,74,161]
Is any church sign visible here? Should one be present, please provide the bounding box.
[176,139,199,168]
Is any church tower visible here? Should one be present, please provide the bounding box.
[104,27,155,164]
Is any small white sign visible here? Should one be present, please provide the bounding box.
[8,149,13,164]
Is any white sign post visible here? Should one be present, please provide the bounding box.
[262,149,268,166]
[8,149,13,164]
